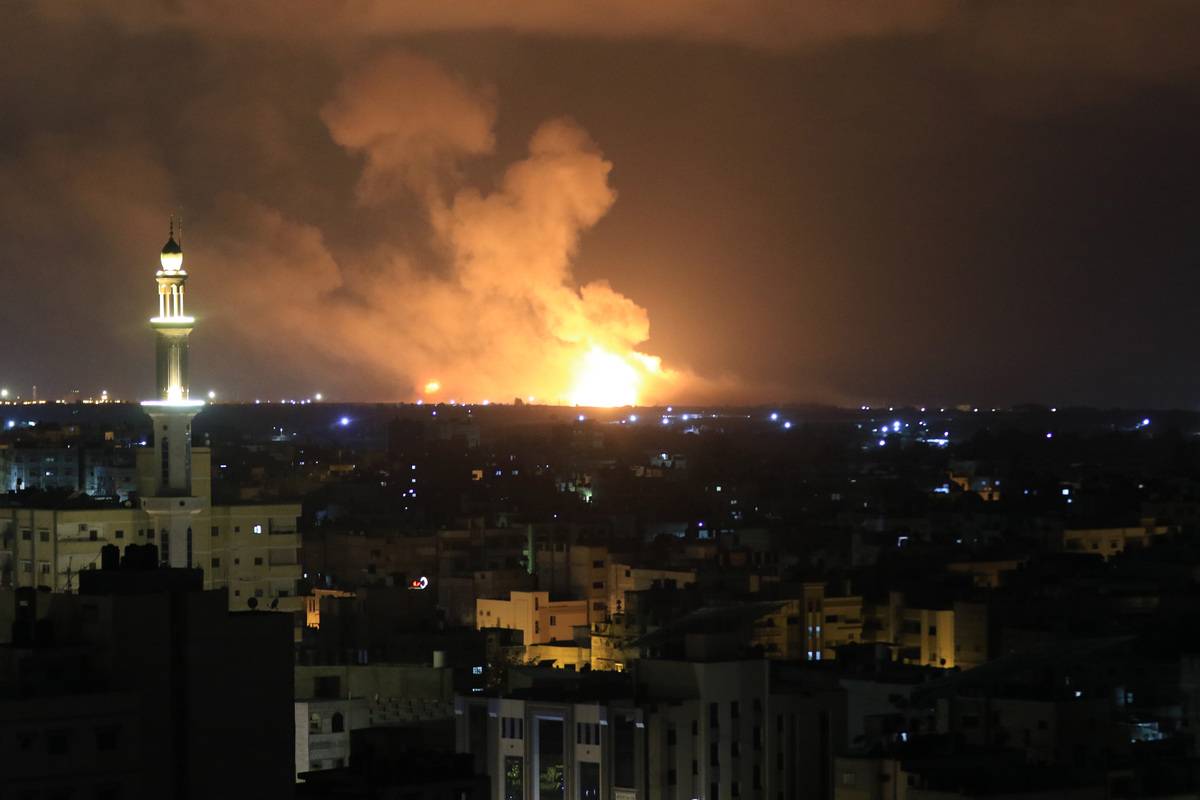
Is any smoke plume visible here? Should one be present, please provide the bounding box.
[192,52,678,404]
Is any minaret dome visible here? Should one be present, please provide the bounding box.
[160,222,183,273]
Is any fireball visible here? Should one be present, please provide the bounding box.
[567,345,661,407]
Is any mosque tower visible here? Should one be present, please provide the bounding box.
[141,219,207,567]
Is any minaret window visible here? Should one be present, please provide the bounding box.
[161,437,170,486]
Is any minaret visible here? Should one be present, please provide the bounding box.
[141,219,207,568]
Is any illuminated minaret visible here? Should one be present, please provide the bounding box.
[141,219,207,567]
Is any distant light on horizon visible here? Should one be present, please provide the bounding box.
[339,416,350,427]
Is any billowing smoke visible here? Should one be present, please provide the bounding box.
[195,52,678,404]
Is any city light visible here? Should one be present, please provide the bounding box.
[207,390,216,400]
[339,416,350,427]
[314,392,323,401]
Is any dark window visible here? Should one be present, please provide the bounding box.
[592,560,605,568]
[254,557,263,566]
[211,526,219,536]
[731,700,740,719]
[592,581,604,589]
[579,761,600,800]
[613,715,636,788]
[667,726,677,746]
[667,769,677,785]
[331,712,345,733]
[709,702,719,728]
[504,755,524,800]
[211,558,220,568]
[502,717,525,740]
[114,530,124,539]
[537,718,565,800]
[39,531,49,542]
[710,742,719,766]
[95,725,119,751]
[47,729,69,755]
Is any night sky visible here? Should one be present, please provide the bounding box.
[2,2,1199,408]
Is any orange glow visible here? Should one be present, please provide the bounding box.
[567,345,661,407]
[424,380,441,395]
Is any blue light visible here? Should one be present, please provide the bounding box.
[783,421,792,429]
[1141,418,1150,427]
[339,416,350,427]
[770,412,779,421]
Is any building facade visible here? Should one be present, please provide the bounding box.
[0,225,301,613]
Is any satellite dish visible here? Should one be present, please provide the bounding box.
[269,598,279,609]
[247,597,259,610]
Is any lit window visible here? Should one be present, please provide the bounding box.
[252,524,263,535]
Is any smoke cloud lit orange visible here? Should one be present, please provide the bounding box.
[191,52,680,405]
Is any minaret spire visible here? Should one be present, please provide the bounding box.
[142,218,206,568]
